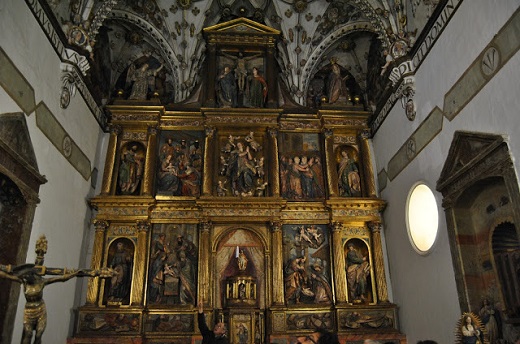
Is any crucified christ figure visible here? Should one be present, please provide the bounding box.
[0,235,114,344]
[221,51,262,92]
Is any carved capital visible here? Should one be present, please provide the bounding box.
[267,127,278,138]
[368,221,382,233]
[324,128,334,138]
[331,221,343,232]
[136,221,151,233]
[270,221,282,232]
[200,220,212,233]
[205,126,216,138]
[148,126,158,136]
[360,129,371,140]
[93,219,109,232]
[110,124,122,136]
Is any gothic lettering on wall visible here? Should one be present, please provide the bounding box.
[156,132,203,197]
[117,142,145,195]
[283,224,332,305]
[279,133,325,200]
[104,237,135,305]
[147,224,198,306]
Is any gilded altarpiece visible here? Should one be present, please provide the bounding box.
[70,18,405,344]
[70,105,407,344]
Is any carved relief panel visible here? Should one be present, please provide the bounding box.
[278,132,326,200]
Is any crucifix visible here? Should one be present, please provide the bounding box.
[0,235,114,344]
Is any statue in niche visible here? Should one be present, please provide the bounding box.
[217,65,238,107]
[247,67,268,108]
[337,148,361,197]
[106,239,134,304]
[221,51,262,92]
[345,240,370,303]
[126,61,164,100]
[327,60,350,104]
[237,249,248,271]
[118,143,144,195]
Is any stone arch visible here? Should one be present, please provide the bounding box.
[0,113,46,344]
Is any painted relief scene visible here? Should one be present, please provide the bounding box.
[104,237,135,305]
[217,131,267,197]
[336,145,362,197]
[156,131,204,197]
[217,51,266,108]
[215,228,265,309]
[147,224,199,306]
[282,224,332,305]
[345,238,372,304]
[117,141,145,195]
[279,133,326,201]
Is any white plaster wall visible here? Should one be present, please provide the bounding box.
[372,0,520,343]
[0,1,108,342]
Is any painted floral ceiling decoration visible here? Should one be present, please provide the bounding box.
[45,0,442,109]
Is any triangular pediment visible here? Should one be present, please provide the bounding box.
[0,112,39,172]
[204,17,280,36]
[437,131,504,191]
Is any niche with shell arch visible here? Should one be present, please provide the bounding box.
[335,145,362,197]
[437,131,520,336]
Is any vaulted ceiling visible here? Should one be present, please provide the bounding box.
[46,0,441,110]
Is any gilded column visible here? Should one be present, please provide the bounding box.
[86,220,108,305]
[270,221,284,305]
[132,221,150,306]
[331,221,348,304]
[142,126,158,196]
[359,129,377,197]
[101,125,121,195]
[198,220,212,306]
[324,128,337,197]
[369,221,388,303]
[202,127,215,196]
[268,128,280,197]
